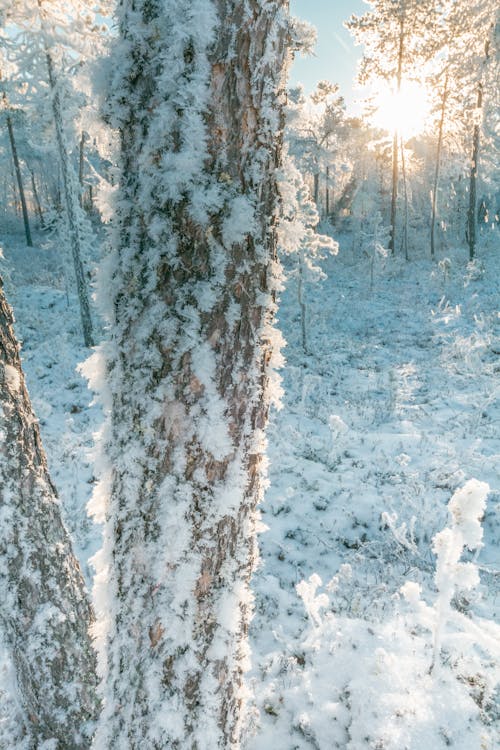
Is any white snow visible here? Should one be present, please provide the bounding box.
[0,167,498,750]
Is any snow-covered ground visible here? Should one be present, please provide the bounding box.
[250,234,500,748]
[1,228,499,748]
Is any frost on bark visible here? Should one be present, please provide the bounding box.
[89,0,289,748]
[0,280,98,747]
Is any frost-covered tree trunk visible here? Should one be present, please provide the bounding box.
[44,46,94,347]
[466,30,490,264]
[430,73,448,260]
[3,103,33,247]
[0,280,98,747]
[389,16,404,256]
[90,1,289,748]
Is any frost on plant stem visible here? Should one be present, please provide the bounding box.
[431,479,489,672]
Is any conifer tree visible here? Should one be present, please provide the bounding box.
[88,1,290,747]
[347,0,439,254]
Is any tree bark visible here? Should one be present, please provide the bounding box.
[91,1,289,748]
[400,137,409,260]
[44,50,94,347]
[467,85,482,261]
[36,0,94,347]
[467,37,490,262]
[0,279,98,747]
[30,168,46,228]
[430,74,448,260]
[4,105,33,247]
[389,15,405,255]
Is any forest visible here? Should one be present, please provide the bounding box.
[0,0,498,748]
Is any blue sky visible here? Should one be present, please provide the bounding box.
[289,0,367,111]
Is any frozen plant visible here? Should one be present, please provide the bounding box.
[359,211,390,291]
[431,479,490,672]
[279,153,337,354]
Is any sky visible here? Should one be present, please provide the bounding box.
[289,0,367,112]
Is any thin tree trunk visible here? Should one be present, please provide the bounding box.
[37,0,94,347]
[45,52,94,346]
[389,16,405,255]
[79,131,85,208]
[400,138,409,261]
[4,108,32,247]
[325,165,330,218]
[298,251,308,353]
[430,74,448,260]
[313,170,320,211]
[0,280,98,747]
[467,86,482,261]
[91,1,289,747]
[467,38,490,262]
[30,168,46,228]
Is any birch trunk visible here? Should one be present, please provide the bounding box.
[91,1,289,748]
[0,280,98,747]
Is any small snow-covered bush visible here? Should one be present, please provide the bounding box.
[250,480,500,750]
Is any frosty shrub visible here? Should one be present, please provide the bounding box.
[250,480,499,750]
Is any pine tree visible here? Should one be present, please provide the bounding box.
[346,0,439,255]
[0,278,98,747]
[87,1,290,747]
[1,0,108,346]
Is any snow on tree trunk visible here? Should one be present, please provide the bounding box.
[0,279,98,747]
[88,1,289,748]
[4,104,33,247]
[44,47,95,348]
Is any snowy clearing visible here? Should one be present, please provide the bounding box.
[1,230,499,748]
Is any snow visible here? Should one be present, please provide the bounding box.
[0,220,498,747]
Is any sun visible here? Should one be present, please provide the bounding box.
[370,81,431,140]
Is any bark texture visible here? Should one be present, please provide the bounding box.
[91,1,289,748]
[0,279,98,748]
[4,107,33,247]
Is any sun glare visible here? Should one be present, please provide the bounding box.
[370,81,431,139]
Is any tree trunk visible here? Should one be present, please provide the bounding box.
[298,250,308,354]
[467,86,482,261]
[90,1,289,748]
[430,74,448,260]
[4,106,33,247]
[0,279,98,747]
[30,168,46,228]
[325,165,330,218]
[313,170,320,211]
[44,50,94,347]
[400,138,409,260]
[79,131,85,208]
[467,37,490,262]
[36,0,94,347]
[389,16,405,255]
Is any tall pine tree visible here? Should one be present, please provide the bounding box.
[87,1,290,747]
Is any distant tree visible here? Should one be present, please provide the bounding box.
[0,279,98,747]
[1,0,110,346]
[87,1,289,747]
[0,85,32,245]
[287,80,347,215]
[347,0,440,255]
[279,153,337,353]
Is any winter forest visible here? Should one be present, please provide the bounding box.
[0,0,499,747]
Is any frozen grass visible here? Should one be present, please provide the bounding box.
[1,229,499,747]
